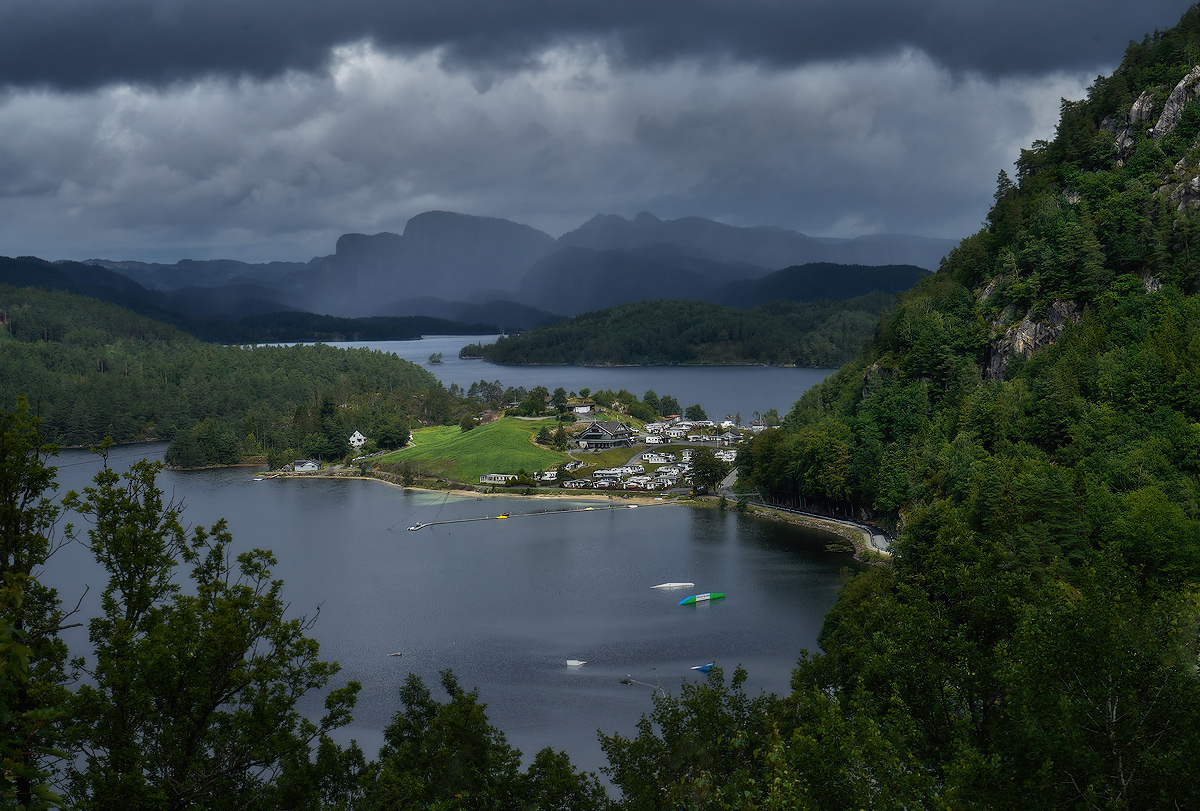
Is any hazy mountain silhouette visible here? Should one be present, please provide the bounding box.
[558,211,952,270]
[287,211,558,315]
[59,209,951,328]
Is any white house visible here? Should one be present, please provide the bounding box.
[480,473,518,485]
[293,460,320,472]
[348,430,367,450]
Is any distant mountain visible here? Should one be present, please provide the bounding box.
[515,246,729,316]
[160,283,299,320]
[83,209,953,322]
[85,257,306,291]
[558,211,953,270]
[0,255,495,344]
[288,211,558,315]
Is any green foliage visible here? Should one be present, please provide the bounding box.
[689,448,731,492]
[475,297,896,367]
[63,458,360,810]
[363,670,609,811]
[384,419,566,483]
[717,7,1200,806]
[0,577,64,811]
[0,285,441,467]
[0,400,69,809]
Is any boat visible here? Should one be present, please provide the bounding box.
[691,662,714,673]
[678,592,726,605]
[387,652,403,657]
[497,513,510,519]
[566,659,586,667]
[652,582,695,589]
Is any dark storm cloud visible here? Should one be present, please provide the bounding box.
[2,0,1194,91]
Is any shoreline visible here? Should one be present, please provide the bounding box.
[269,467,890,563]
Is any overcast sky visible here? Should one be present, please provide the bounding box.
[0,0,1194,263]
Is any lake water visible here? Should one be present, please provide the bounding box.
[305,336,836,423]
[46,440,858,778]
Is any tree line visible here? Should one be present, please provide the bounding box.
[465,295,895,368]
[0,285,443,467]
[725,8,1200,806]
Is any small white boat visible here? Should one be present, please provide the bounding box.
[566,659,587,667]
[387,652,403,658]
[651,582,695,589]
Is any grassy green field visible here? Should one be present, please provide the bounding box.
[382,418,567,483]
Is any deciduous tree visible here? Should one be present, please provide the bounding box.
[64,457,359,811]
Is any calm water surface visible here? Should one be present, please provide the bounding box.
[47,441,858,777]
[304,336,836,422]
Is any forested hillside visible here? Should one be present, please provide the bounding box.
[470,294,894,367]
[697,7,1200,807]
[0,285,443,463]
[9,5,1200,809]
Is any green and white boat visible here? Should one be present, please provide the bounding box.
[678,592,725,605]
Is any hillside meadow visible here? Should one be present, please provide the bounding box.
[384,418,567,482]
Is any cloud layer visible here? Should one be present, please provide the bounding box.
[0,1,1193,262]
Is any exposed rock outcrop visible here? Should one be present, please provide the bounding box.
[984,300,1081,382]
[1151,65,1200,141]
[1160,173,1200,211]
[1114,90,1156,159]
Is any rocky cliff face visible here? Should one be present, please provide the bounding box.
[983,299,1081,382]
[1109,64,1200,212]
[1151,65,1200,142]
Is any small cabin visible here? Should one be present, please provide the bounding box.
[294,460,320,473]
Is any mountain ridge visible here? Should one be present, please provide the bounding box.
[79,209,952,324]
